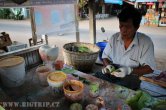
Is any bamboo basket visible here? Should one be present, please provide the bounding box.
[63,42,100,72]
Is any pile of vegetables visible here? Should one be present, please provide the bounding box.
[126,90,166,110]
[89,82,100,97]
[68,45,92,53]
[78,46,91,53]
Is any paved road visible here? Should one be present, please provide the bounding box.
[0,17,166,70]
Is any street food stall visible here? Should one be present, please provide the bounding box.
[0,0,166,110]
[136,0,166,26]
[159,1,166,26]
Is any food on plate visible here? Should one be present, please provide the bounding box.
[95,96,105,108]
[70,103,82,110]
[86,104,98,110]
[89,82,100,97]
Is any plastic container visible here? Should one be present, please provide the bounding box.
[47,71,67,95]
[0,56,25,87]
[63,80,84,102]
[55,60,64,70]
[96,42,107,61]
[47,71,67,88]
[36,65,51,86]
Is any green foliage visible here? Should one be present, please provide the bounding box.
[0,8,23,20]
[126,90,143,110]
[13,9,23,20]
[0,8,12,19]
[126,90,166,110]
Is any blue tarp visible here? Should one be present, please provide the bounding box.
[105,0,123,5]
[136,0,157,2]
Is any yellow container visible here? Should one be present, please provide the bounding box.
[47,71,67,88]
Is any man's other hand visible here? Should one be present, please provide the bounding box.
[111,67,133,78]
[102,65,115,74]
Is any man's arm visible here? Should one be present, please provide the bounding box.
[134,36,156,76]
[132,65,153,76]
[102,58,113,67]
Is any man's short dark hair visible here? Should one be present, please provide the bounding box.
[117,6,142,28]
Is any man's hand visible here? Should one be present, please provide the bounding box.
[102,65,115,74]
[111,67,133,78]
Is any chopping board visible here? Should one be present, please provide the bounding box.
[140,76,166,88]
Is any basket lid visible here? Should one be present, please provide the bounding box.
[0,56,24,68]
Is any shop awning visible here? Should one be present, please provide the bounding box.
[158,0,166,2]
[136,0,157,2]
[124,0,135,5]
[0,0,77,7]
[147,2,154,5]
[105,0,123,5]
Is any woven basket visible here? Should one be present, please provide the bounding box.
[63,42,100,72]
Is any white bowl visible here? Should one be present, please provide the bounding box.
[47,71,67,88]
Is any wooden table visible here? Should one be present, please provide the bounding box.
[140,75,166,88]
[0,66,135,110]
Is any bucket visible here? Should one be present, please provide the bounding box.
[0,56,25,87]
[96,42,107,61]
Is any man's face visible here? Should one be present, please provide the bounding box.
[119,19,138,39]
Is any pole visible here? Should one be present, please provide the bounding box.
[89,0,96,44]
[30,7,37,45]
[75,4,80,42]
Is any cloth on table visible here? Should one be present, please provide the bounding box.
[95,71,141,90]
[140,70,166,97]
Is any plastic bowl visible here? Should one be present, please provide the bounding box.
[47,71,67,88]
[96,42,107,60]
[36,65,51,86]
